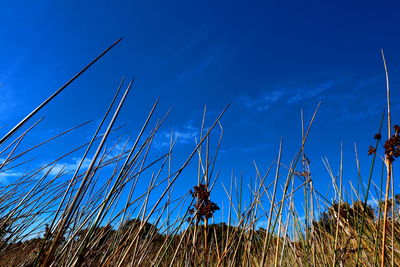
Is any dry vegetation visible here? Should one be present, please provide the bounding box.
[0,41,399,266]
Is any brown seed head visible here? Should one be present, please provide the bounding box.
[368,146,376,155]
[189,183,219,221]
[374,133,381,140]
[394,125,400,134]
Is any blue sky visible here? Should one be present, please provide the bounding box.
[1,0,400,223]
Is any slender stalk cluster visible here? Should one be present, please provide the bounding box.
[0,42,398,267]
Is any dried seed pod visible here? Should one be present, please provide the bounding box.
[374,133,382,140]
[189,184,219,222]
[368,146,377,155]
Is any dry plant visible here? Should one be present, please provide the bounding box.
[0,41,399,267]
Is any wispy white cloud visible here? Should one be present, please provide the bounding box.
[0,157,23,183]
[286,80,338,104]
[105,140,132,160]
[41,157,92,176]
[155,121,199,149]
[242,90,285,111]
[240,77,349,112]
[39,137,135,177]
[0,169,23,184]
[173,124,198,143]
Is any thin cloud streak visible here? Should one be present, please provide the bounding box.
[240,77,350,112]
[154,121,199,149]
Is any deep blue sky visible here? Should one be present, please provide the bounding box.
[1,0,400,220]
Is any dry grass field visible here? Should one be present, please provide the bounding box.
[0,42,399,267]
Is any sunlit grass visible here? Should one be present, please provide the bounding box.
[0,42,399,266]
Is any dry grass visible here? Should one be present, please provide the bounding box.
[0,42,398,266]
